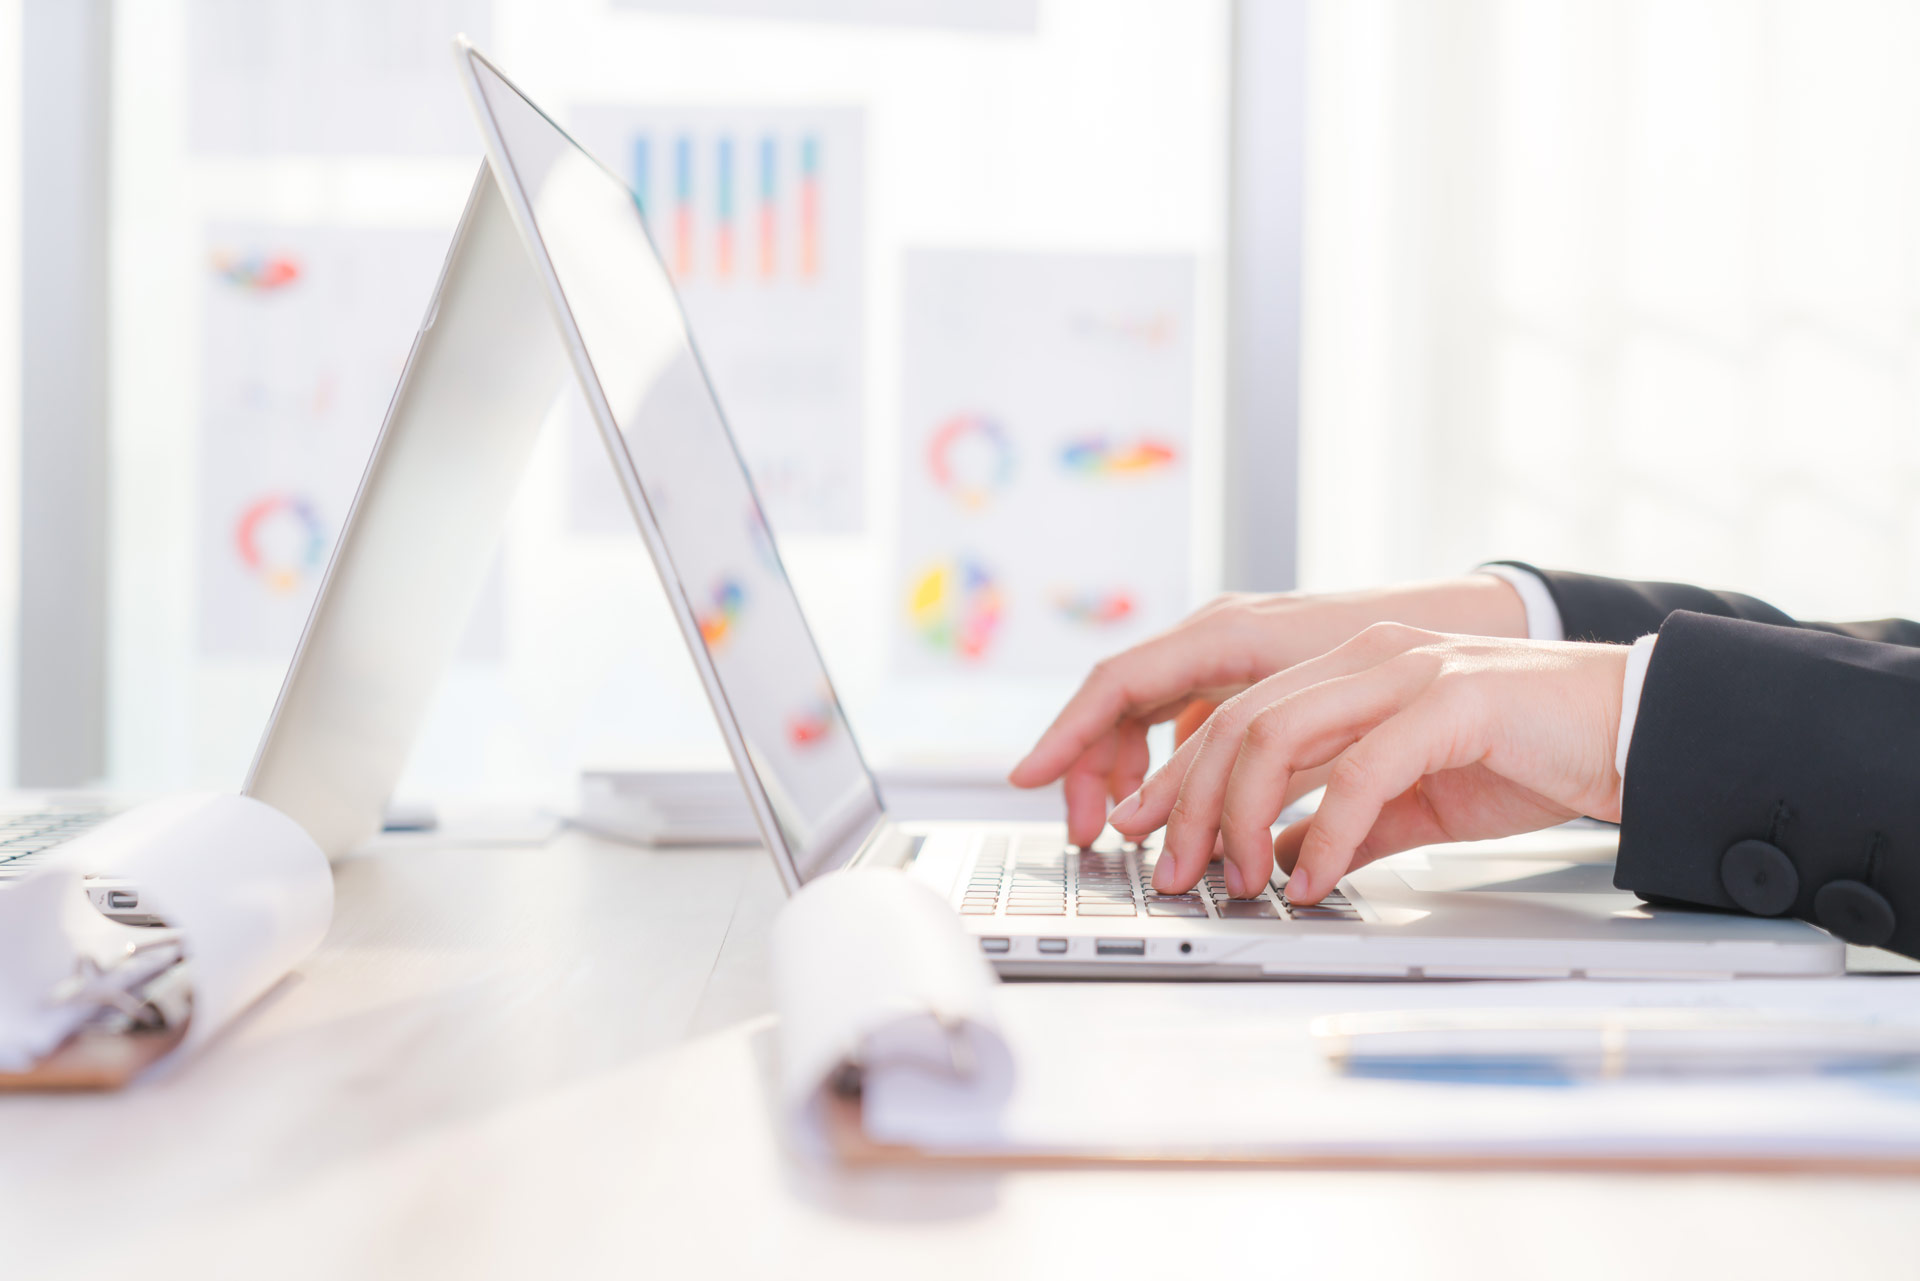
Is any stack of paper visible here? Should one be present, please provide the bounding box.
[575,771,762,845]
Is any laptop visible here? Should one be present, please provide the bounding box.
[451,43,1841,981]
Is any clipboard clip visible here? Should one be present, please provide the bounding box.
[829,1009,979,1100]
[46,936,190,1033]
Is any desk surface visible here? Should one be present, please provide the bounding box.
[5,829,1919,1280]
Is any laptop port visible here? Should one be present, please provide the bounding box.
[1037,938,1068,954]
[1095,938,1145,956]
[979,937,1011,954]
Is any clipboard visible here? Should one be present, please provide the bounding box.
[815,1090,1920,1177]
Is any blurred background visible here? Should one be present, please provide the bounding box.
[0,0,1915,809]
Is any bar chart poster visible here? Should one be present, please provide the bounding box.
[195,225,502,660]
[615,0,1036,30]
[568,106,866,536]
[894,250,1196,678]
[187,0,493,154]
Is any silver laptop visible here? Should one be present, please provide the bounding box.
[450,43,1841,980]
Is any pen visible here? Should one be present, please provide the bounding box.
[1312,1007,1920,1078]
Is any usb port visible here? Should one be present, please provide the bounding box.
[106,891,139,910]
[979,937,1011,954]
[1037,938,1068,954]
[1095,938,1145,956]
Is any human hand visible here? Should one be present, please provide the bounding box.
[1105,624,1628,903]
[1008,576,1530,845]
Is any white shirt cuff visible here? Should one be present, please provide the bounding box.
[1615,633,1659,780]
[1476,564,1565,642]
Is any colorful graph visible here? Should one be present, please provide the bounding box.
[927,414,1014,510]
[800,134,820,278]
[1060,435,1179,478]
[234,494,326,594]
[1054,588,1138,627]
[906,558,1003,661]
[629,131,824,284]
[716,136,736,279]
[673,136,694,278]
[786,698,835,748]
[697,577,747,649]
[758,137,778,278]
[211,250,303,293]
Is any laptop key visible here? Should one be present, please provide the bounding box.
[1007,905,1066,915]
[1219,900,1280,919]
[1075,903,1137,916]
[1146,901,1207,917]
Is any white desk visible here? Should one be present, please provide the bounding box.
[4,828,1918,1280]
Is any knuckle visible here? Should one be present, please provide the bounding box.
[1240,705,1292,756]
[1432,667,1486,716]
[1354,620,1417,655]
[1328,751,1376,798]
[1167,788,1199,827]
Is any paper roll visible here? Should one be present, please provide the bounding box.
[771,867,1013,1148]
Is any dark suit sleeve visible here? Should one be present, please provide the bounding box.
[1482,564,1920,955]
[1486,561,1920,649]
[1609,611,1920,958]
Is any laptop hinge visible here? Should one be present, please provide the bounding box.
[849,819,918,870]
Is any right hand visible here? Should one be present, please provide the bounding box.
[1006,576,1531,845]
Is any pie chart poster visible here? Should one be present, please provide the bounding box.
[894,249,1195,679]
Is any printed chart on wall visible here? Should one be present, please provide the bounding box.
[568,105,866,536]
[615,0,1036,30]
[895,250,1195,679]
[186,0,492,154]
[196,225,497,660]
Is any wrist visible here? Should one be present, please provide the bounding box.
[1345,576,1531,640]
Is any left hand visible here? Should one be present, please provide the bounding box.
[1105,623,1629,903]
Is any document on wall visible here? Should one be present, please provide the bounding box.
[186,0,493,154]
[567,105,867,536]
[893,249,1196,679]
[613,0,1036,30]
[196,223,503,660]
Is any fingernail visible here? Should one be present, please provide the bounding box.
[1288,869,1309,901]
[1109,792,1142,826]
[1225,862,1245,897]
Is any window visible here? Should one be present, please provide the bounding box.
[102,0,1235,802]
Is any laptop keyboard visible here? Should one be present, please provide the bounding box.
[958,833,1362,923]
[0,805,113,881]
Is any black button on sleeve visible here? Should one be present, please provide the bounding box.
[1719,839,1799,916]
[1814,880,1897,948]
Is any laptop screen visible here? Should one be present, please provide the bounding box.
[468,54,883,883]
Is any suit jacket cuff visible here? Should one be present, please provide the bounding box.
[1615,610,1920,958]
[1487,562,1796,644]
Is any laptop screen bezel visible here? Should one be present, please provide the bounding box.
[454,39,887,890]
